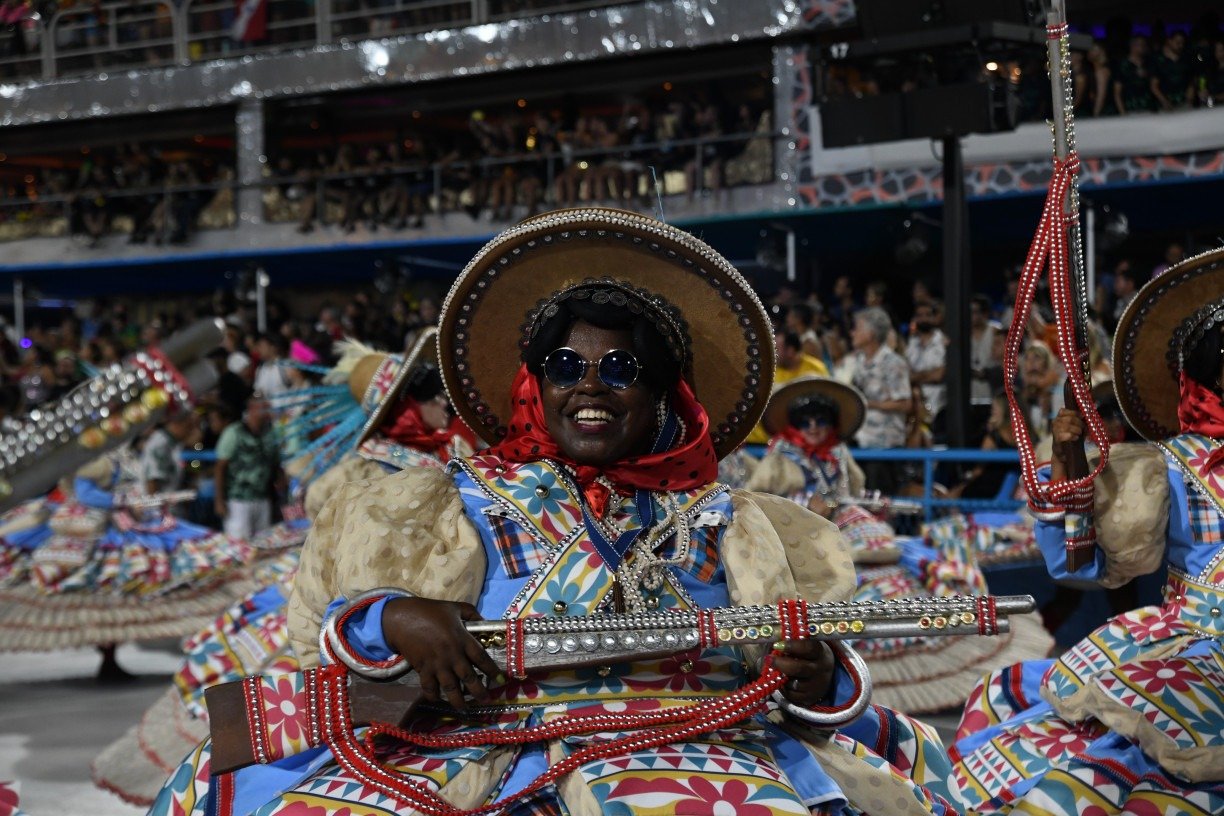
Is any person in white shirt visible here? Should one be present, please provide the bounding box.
[252,333,291,398]
[905,300,947,429]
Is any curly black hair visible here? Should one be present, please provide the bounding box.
[1184,323,1223,396]
[523,285,683,395]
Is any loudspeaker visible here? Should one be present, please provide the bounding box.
[856,0,1044,39]
[820,81,1018,147]
[818,94,906,149]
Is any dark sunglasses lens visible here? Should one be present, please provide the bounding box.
[598,351,639,389]
[544,349,585,388]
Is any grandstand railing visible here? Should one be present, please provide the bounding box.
[0,129,777,243]
[740,445,1025,522]
[849,448,1024,521]
[0,0,645,81]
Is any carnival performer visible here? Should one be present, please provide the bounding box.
[951,248,1224,813]
[747,376,1051,715]
[150,209,964,816]
[0,443,254,680]
[94,329,474,807]
[746,376,894,560]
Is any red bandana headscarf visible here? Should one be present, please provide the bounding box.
[380,399,477,463]
[777,425,841,463]
[1178,373,1224,473]
[482,364,719,515]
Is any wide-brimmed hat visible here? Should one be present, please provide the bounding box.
[354,326,438,446]
[437,208,774,458]
[762,376,866,440]
[1113,248,1224,441]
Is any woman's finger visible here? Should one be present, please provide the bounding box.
[434,667,468,711]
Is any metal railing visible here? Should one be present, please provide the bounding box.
[0,128,776,243]
[0,0,639,81]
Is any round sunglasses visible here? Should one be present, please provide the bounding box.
[543,347,641,390]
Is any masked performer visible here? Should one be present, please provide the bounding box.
[151,209,963,816]
[952,249,1224,813]
[749,377,1051,715]
[94,331,474,807]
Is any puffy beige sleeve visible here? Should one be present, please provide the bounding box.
[721,490,857,607]
[287,466,487,666]
[1090,443,1170,588]
[302,455,391,521]
[743,452,806,497]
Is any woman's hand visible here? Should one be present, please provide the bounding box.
[1049,407,1087,483]
[773,640,835,708]
[381,597,502,710]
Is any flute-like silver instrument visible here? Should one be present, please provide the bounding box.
[331,594,1033,678]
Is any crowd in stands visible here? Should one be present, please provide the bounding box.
[0,94,771,243]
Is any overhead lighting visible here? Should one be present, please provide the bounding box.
[985,61,999,72]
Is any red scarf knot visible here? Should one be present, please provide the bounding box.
[482,365,719,517]
[381,399,477,463]
[1178,373,1224,474]
[777,426,841,463]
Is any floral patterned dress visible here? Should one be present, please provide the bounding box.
[951,433,1224,814]
[149,456,965,816]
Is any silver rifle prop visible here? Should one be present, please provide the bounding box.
[839,494,924,516]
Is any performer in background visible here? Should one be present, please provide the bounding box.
[95,330,473,807]
[952,249,1224,814]
[151,209,963,816]
[749,376,1051,716]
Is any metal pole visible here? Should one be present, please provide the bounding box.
[315,0,331,46]
[256,269,269,333]
[1085,203,1096,308]
[785,227,796,283]
[941,134,970,449]
[13,278,24,342]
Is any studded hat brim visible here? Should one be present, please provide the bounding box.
[355,326,438,446]
[437,208,776,460]
[762,376,867,441]
[1113,248,1224,441]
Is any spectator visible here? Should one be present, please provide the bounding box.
[1112,262,1142,327]
[139,412,199,494]
[969,294,999,403]
[940,392,1026,500]
[822,324,857,385]
[850,307,911,492]
[905,299,947,433]
[1152,242,1185,278]
[1151,30,1193,110]
[1206,39,1224,106]
[1018,342,1061,437]
[828,274,858,332]
[1085,42,1118,116]
[213,394,279,539]
[252,333,291,398]
[744,331,828,444]
[784,302,824,359]
[206,348,252,418]
[1114,35,1156,114]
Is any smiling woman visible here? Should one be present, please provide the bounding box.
[148,209,968,816]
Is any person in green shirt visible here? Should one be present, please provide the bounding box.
[214,395,280,539]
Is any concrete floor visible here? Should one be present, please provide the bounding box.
[0,642,183,816]
[0,644,964,816]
